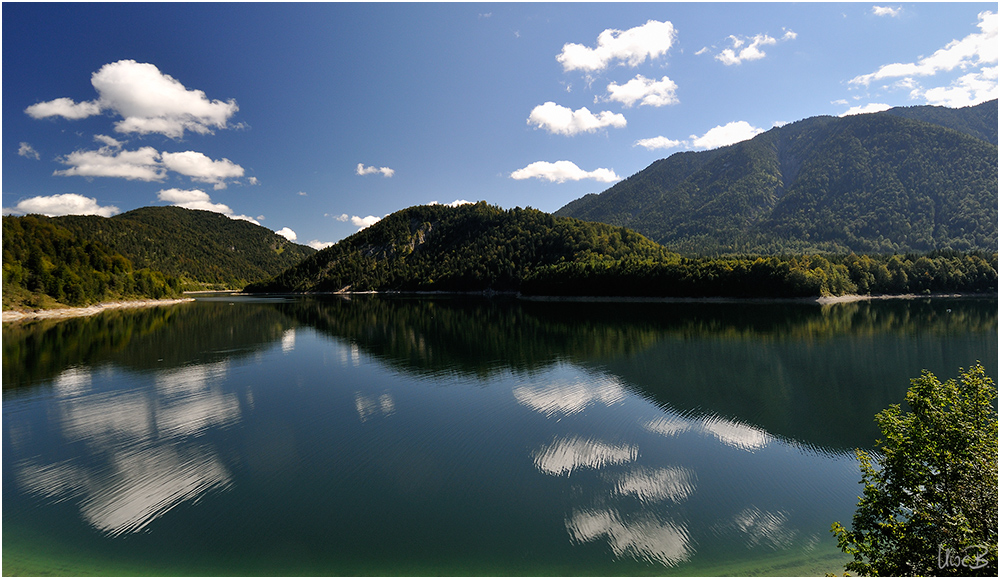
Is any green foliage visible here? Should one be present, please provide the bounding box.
[555,100,998,255]
[54,206,315,289]
[3,215,181,309]
[245,202,674,293]
[246,203,997,298]
[831,364,998,576]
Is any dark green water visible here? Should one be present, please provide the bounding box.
[3,295,996,576]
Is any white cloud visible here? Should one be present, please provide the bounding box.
[3,193,120,217]
[840,102,893,116]
[297,191,308,196]
[716,33,779,65]
[872,6,902,18]
[917,65,999,107]
[160,151,244,189]
[427,199,474,207]
[25,97,101,120]
[634,136,683,151]
[510,160,620,183]
[527,102,626,136]
[156,188,259,225]
[307,240,335,250]
[51,138,243,188]
[25,60,238,138]
[557,20,677,73]
[93,134,123,148]
[330,213,351,222]
[606,75,679,107]
[18,142,40,160]
[247,177,259,186]
[351,215,382,229]
[850,11,997,87]
[54,142,165,181]
[690,121,765,149]
[356,163,395,177]
[274,227,297,242]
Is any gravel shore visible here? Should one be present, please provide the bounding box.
[2,298,195,323]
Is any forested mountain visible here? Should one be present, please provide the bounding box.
[3,215,181,309]
[244,202,672,293]
[53,206,315,288]
[555,100,998,255]
[3,206,315,310]
[245,202,997,298]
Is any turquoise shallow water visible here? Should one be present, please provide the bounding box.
[3,295,996,575]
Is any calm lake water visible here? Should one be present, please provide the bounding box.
[3,295,996,576]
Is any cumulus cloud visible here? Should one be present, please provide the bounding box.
[24,60,239,138]
[840,102,893,116]
[527,102,626,136]
[307,240,335,250]
[356,163,395,177]
[25,97,102,120]
[156,188,259,225]
[325,212,382,230]
[920,65,999,107]
[690,121,765,149]
[160,151,244,189]
[274,227,297,242]
[510,160,620,183]
[427,199,474,207]
[54,139,165,181]
[3,193,120,217]
[716,33,779,66]
[557,20,676,72]
[50,137,243,188]
[850,11,997,87]
[605,75,679,107]
[351,215,382,229]
[872,6,902,17]
[18,142,40,160]
[634,136,683,151]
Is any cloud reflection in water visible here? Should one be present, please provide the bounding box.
[14,361,239,536]
[566,508,693,567]
[532,436,638,476]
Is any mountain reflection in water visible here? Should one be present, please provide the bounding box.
[2,295,996,575]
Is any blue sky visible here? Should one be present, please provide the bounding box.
[3,2,997,248]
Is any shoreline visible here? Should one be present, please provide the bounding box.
[2,298,195,323]
[235,290,994,304]
[4,292,992,323]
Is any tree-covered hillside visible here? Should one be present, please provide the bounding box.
[245,202,673,293]
[3,215,181,309]
[245,202,997,298]
[54,206,315,289]
[3,206,317,310]
[555,101,998,255]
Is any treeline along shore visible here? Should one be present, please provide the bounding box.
[243,203,997,299]
[5,203,997,314]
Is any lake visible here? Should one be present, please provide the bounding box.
[3,295,996,576]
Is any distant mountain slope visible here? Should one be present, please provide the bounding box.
[53,206,316,288]
[880,99,997,145]
[555,100,998,255]
[244,202,674,293]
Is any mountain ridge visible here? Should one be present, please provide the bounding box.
[555,100,998,255]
